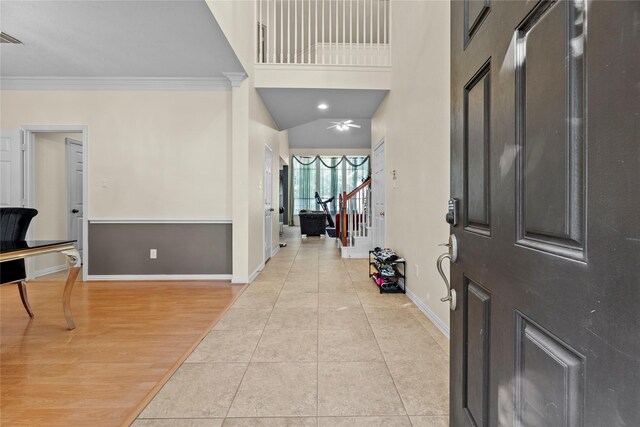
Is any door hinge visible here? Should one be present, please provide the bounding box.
[21,141,27,151]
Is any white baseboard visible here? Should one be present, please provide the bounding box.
[86,274,232,281]
[406,287,450,338]
[232,262,265,284]
[33,264,68,278]
[271,245,280,258]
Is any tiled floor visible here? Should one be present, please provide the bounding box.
[134,228,449,427]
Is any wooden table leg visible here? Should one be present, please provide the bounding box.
[61,249,81,330]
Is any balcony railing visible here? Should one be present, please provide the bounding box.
[255,0,391,66]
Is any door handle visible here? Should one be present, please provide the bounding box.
[436,234,458,311]
[71,209,79,214]
[269,208,275,212]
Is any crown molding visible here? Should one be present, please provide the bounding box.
[223,72,248,87]
[0,76,234,91]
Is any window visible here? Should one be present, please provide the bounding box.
[291,155,370,218]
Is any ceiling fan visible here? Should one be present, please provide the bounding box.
[327,120,361,131]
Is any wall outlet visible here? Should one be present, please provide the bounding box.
[150,249,157,259]
[415,264,419,278]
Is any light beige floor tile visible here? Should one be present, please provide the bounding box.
[359,294,413,309]
[409,416,449,427]
[318,307,370,330]
[388,360,449,416]
[353,281,380,295]
[275,292,319,309]
[373,328,446,362]
[289,268,318,279]
[348,272,373,282]
[318,329,383,362]
[409,309,451,357]
[223,418,317,426]
[319,280,356,293]
[186,330,263,363]
[318,416,412,426]
[214,308,272,331]
[365,308,424,330]
[266,308,318,330]
[318,265,347,273]
[282,281,319,293]
[319,271,350,281]
[227,362,317,417]
[252,329,318,362]
[318,292,362,309]
[244,281,284,294]
[287,273,319,283]
[140,363,247,418]
[256,274,289,283]
[133,420,223,427]
[232,292,279,309]
[253,276,286,285]
[318,362,405,416]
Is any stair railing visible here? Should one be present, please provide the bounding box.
[339,178,372,247]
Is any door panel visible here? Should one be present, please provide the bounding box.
[515,313,584,427]
[463,278,490,427]
[264,145,273,262]
[0,129,22,207]
[66,139,83,255]
[515,0,585,259]
[464,61,491,235]
[451,1,639,426]
[373,141,385,248]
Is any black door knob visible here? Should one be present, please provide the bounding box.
[71,209,79,214]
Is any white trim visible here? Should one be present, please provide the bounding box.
[271,245,280,258]
[86,274,232,281]
[222,72,248,87]
[22,125,90,282]
[406,287,450,338]
[232,262,265,284]
[32,264,68,279]
[1,77,233,91]
[88,218,232,224]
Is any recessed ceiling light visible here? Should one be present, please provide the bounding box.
[317,103,328,110]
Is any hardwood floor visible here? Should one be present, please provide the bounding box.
[1,277,245,426]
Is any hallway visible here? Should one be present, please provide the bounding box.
[134,228,450,426]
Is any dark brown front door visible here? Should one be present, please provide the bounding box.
[449,1,639,426]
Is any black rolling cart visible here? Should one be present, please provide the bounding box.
[369,250,406,294]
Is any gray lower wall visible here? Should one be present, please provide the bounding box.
[88,222,232,275]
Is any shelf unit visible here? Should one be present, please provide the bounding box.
[368,250,406,294]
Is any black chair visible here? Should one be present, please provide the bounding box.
[299,210,327,236]
[1,207,38,317]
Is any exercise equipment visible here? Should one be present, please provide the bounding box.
[314,192,336,228]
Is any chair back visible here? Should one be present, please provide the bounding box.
[1,207,38,284]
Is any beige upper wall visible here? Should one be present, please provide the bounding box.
[1,90,232,220]
[371,1,451,331]
[208,0,290,277]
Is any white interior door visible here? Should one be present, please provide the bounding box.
[373,141,385,248]
[264,145,273,262]
[0,129,23,207]
[66,139,83,256]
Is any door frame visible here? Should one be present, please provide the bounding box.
[373,138,386,248]
[23,125,89,281]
